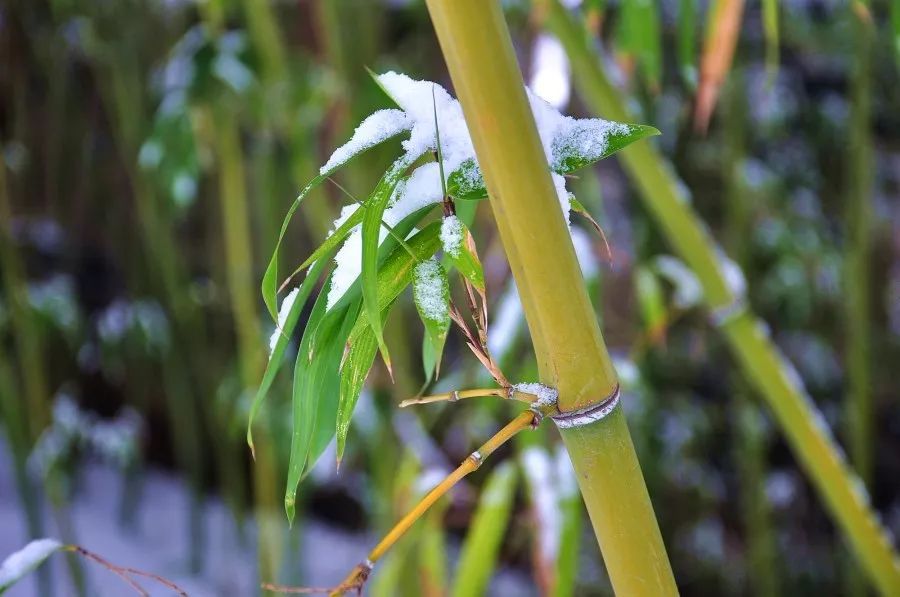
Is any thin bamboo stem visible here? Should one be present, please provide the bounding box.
[324,411,536,596]
[424,1,676,594]
[540,2,900,593]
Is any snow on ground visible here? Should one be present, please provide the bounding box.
[0,436,535,596]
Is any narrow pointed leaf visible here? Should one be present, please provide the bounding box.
[280,205,365,291]
[413,259,451,379]
[284,283,360,523]
[762,0,780,79]
[550,122,660,173]
[618,0,662,90]
[0,539,64,592]
[361,155,417,372]
[678,0,698,88]
[262,112,412,320]
[263,174,326,320]
[247,256,329,454]
[451,461,518,597]
[336,222,443,461]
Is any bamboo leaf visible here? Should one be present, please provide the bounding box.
[617,0,662,91]
[0,539,64,592]
[247,256,329,455]
[284,282,361,524]
[279,206,365,292]
[262,113,411,320]
[361,155,417,374]
[451,461,518,597]
[678,0,698,88]
[413,259,451,379]
[263,174,326,320]
[762,0,780,80]
[695,0,747,131]
[335,222,443,461]
[550,122,660,174]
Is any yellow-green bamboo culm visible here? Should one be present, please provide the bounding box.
[538,1,900,594]
[424,1,677,594]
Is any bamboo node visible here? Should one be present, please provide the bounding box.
[551,384,621,429]
[468,450,483,469]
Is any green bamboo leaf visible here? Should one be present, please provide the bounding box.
[554,450,582,597]
[0,539,64,593]
[636,266,667,340]
[284,281,360,524]
[247,256,329,455]
[451,461,518,597]
[263,174,326,320]
[762,0,779,79]
[335,222,443,461]
[550,122,660,173]
[361,155,417,373]
[678,0,698,88]
[262,111,412,321]
[279,206,365,292]
[618,0,662,90]
[413,259,451,379]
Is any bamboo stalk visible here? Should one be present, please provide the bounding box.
[212,107,283,590]
[423,1,676,594]
[723,76,780,596]
[539,2,900,593]
[843,6,875,596]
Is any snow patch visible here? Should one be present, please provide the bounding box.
[413,259,447,322]
[440,215,463,258]
[0,539,63,590]
[514,382,559,408]
[320,109,411,175]
[269,286,300,357]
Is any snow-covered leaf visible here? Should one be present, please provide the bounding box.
[361,155,419,373]
[336,222,442,462]
[413,259,450,379]
[0,539,64,593]
[247,256,329,456]
[441,215,485,292]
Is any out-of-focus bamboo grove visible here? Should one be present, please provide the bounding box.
[1,0,899,595]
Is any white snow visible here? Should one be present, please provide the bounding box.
[529,33,571,110]
[320,109,412,175]
[655,255,703,308]
[571,227,598,278]
[554,445,579,499]
[0,539,63,590]
[486,281,524,359]
[514,382,558,408]
[440,215,464,258]
[716,249,747,298]
[413,259,447,323]
[521,447,562,563]
[321,71,635,309]
[269,286,300,356]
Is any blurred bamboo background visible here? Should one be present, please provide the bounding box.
[1,0,899,595]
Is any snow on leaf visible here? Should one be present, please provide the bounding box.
[0,539,64,592]
[320,109,412,175]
